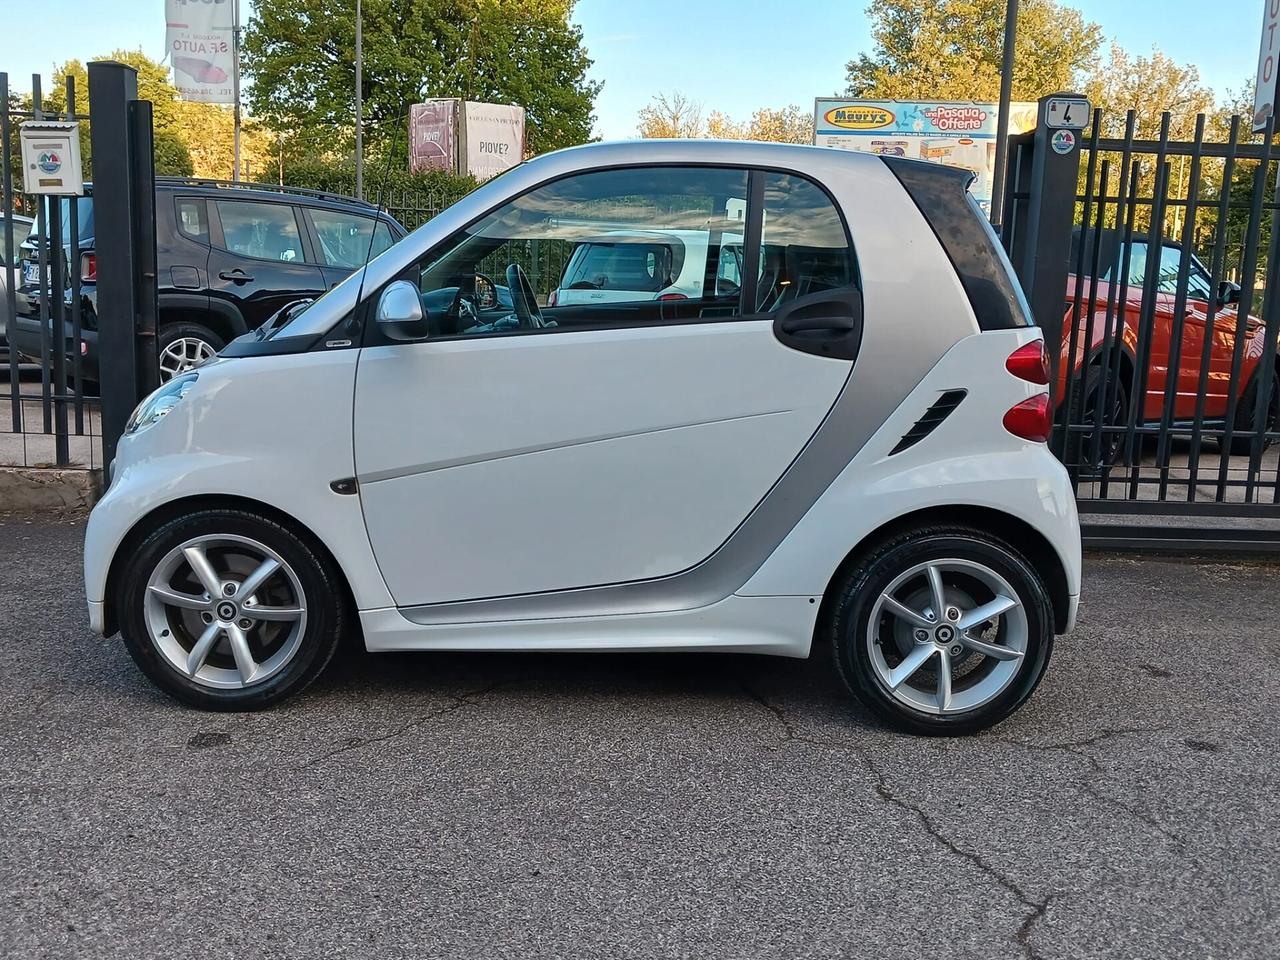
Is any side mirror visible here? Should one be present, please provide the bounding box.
[1218,280,1241,306]
[376,280,430,340]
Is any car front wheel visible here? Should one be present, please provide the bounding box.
[118,508,346,710]
[830,525,1054,735]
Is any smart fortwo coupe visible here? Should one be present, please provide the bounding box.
[83,140,1081,735]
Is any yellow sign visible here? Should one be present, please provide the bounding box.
[823,105,895,130]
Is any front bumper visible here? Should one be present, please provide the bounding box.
[87,598,105,635]
[1064,593,1080,634]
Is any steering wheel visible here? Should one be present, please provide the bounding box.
[474,272,498,310]
[506,263,545,329]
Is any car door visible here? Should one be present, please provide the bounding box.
[352,165,860,608]
[207,197,325,330]
[303,206,399,290]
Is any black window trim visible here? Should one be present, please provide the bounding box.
[357,159,858,348]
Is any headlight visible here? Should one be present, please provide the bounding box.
[125,373,198,435]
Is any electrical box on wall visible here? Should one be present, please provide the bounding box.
[19,121,84,195]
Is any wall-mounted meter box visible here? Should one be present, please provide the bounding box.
[19,121,84,196]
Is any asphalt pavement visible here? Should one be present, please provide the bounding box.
[2,516,1277,959]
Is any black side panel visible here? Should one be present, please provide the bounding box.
[881,156,1032,330]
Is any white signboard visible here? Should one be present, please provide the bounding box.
[165,0,236,103]
[1256,0,1280,132]
[462,102,525,181]
[1044,97,1090,130]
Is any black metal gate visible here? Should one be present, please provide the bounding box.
[1,63,156,476]
[1003,96,1280,552]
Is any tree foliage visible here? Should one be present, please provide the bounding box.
[243,0,600,158]
[1084,44,1215,140]
[846,0,1102,101]
[638,95,813,144]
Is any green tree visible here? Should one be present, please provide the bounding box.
[46,51,193,177]
[243,0,600,158]
[846,0,1103,101]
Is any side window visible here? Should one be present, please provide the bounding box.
[309,208,396,269]
[214,199,304,262]
[407,166,749,338]
[176,197,208,243]
[1127,242,1212,299]
[756,173,855,312]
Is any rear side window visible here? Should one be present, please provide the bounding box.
[309,208,396,269]
[214,199,304,262]
[881,156,1032,329]
[756,172,856,312]
[176,197,208,242]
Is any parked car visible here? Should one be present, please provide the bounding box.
[1059,229,1277,460]
[0,213,34,362]
[550,228,744,306]
[10,180,406,383]
[84,141,1081,734]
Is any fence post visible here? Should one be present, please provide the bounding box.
[88,60,155,467]
[1007,93,1088,410]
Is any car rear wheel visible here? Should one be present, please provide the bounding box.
[118,508,346,710]
[1223,371,1279,456]
[830,525,1054,736]
[158,322,224,382]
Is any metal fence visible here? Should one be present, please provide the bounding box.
[2,72,102,472]
[1003,105,1280,549]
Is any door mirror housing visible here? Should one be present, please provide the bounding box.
[376,280,430,340]
[1218,280,1241,306]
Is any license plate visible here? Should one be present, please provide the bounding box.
[21,260,40,285]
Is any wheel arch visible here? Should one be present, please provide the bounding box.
[102,493,359,640]
[814,504,1073,642]
[159,295,248,344]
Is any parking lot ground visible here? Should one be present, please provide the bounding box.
[2,516,1278,960]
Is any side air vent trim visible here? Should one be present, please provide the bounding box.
[889,389,968,456]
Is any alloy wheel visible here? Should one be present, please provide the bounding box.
[143,534,308,689]
[159,336,216,381]
[866,558,1028,715]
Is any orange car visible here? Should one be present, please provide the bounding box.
[1058,230,1277,460]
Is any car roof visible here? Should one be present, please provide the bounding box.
[77,178,394,219]
[537,137,880,172]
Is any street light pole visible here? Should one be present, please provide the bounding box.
[232,0,241,182]
[989,0,1018,226]
[355,0,364,202]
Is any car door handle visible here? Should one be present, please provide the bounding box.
[779,314,858,335]
[219,269,254,284]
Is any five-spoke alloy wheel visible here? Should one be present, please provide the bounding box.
[120,509,345,710]
[831,525,1054,735]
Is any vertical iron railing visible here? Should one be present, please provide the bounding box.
[0,71,100,471]
[1045,107,1280,533]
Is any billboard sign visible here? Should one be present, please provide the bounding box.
[165,0,236,103]
[813,99,1037,212]
[1255,0,1280,133]
[409,100,458,174]
[461,102,525,181]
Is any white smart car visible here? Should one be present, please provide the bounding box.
[84,140,1080,734]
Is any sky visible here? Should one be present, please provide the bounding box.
[0,0,1265,140]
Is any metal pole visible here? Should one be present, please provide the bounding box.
[990,0,1019,226]
[355,0,364,202]
[232,0,241,182]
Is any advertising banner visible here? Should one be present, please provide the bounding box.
[1255,0,1280,132]
[462,102,525,181]
[165,0,236,103]
[813,99,1037,212]
[409,100,458,174]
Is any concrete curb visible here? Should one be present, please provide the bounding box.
[0,467,102,516]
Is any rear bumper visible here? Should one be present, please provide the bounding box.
[10,311,100,380]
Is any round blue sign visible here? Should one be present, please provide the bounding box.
[36,151,62,174]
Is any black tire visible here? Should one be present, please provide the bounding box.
[1223,371,1279,456]
[829,525,1055,736]
[157,321,225,382]
[118,508,346,710]
[1066,362,1129,474]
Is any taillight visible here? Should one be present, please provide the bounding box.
[1003,394,1052,443]
[656,293,687,302]
[547,289,558,307]
[1005,340,1049,384]
[81,252,96,282]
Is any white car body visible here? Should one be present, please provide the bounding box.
[83,139,1081,727]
